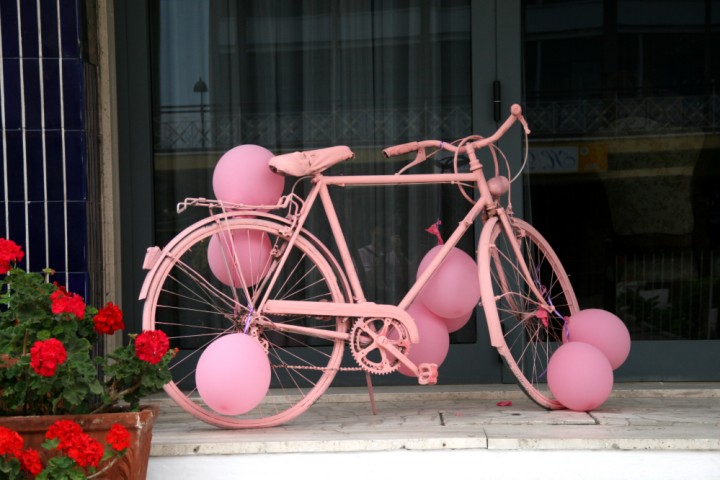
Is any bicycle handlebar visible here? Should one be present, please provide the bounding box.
[383,141,420,157]
[382,104,530,161]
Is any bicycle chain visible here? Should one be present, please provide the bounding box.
[258,314,411,375]
[271,364,364,372]
[250,320,363,372]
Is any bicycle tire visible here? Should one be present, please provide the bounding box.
[141,215,350,428]
[478,216,579,409]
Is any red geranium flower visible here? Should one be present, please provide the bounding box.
[0,238,24,274]
[93,302,125,335]
[0,426,24,457]
[19,448,43,475]
[63,433,104,468]
[30,338,68,377]
[50,285,86,319]
[47,420,102,467]
[106,423,131,452]
[45,420,84,446]
[134,330,170,365]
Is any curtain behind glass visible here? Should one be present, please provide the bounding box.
[151,0,472,307]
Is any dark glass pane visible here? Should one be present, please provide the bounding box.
[523,0,719,341]
[150,1,476,343]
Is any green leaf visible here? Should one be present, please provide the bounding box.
[70,470,87,480]
[37,329,52,340]
[42,437,61,450]
[89,379,104,395]
[40,455,81,479]
[61,384,85,406]
[0,456,22,478]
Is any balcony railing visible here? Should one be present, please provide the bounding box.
[526,94,720,138]
[616,250,719,341]
[153,105,473,152]
[153,94,719,152]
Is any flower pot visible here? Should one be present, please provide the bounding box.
[0,405,158,479]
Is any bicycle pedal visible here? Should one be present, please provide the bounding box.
[417,363,438,385]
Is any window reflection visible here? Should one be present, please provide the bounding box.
[523,0,720,340]
[150,1,477,342]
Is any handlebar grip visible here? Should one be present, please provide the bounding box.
[383,142,419,158]
[510,104,531,135]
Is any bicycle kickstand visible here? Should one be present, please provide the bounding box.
[362,363,437,417]
[365,372,378,415]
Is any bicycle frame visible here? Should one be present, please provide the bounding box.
[262,171,484,309]
[257,170,537,380]
[256,107,552,380]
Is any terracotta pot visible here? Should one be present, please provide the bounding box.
[0,405,158,480]
[0,353,19,368]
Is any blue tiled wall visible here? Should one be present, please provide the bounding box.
[0,0,88,296]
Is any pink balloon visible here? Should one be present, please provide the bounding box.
[547,342,614,411]
[395,302,450,377]
[565,309,631,370]
[416,245,480,318]
[207,229,271,287]
[213,145,285,206]
[444,309,473,333]
[196,333,271,415]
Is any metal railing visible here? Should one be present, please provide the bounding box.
[526,94,719,138]
[152,94,719,152]
[153,105,473,152]
[615,250,719,341]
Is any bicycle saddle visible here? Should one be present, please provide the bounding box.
[269,146,354,177]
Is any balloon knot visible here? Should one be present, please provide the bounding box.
[425,220,444,245]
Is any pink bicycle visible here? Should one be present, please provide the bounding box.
[140,104,579,428]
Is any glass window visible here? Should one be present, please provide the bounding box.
[150,0,477,339]
[523,0,720,341]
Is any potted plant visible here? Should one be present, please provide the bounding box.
[0,238,175,479]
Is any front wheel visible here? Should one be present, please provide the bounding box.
[478,216,579,409]
[141,216,350,428]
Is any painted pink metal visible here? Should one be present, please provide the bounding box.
[140,104,579,428]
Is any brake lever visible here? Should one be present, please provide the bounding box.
[395,147,427,175]
[518,115,531,135]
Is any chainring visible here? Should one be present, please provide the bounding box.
[349,317,412,375]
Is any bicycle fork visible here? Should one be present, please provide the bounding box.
[481,209,559,350]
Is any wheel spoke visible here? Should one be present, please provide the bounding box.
[480,217,578,409]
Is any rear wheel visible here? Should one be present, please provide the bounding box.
[142,216,350,428]
[479,216,578,409]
